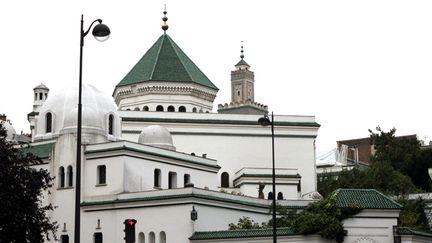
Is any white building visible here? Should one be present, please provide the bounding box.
[11,10,417,243]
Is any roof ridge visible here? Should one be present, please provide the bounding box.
[149,34,166,80]
[166,34,193,82]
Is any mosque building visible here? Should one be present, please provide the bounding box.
[4,9,422,243]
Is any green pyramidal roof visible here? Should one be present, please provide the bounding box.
[117,34,218,90]
[235,59,249,67]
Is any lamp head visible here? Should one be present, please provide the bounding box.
[191,206,198,221]
[258,115,271,127]
[92,23,111,42]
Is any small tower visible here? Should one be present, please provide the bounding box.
[218,43,268,114]
[33,83,49,112]
[28,83,49,139]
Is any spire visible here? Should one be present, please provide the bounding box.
[235,41,249,67]
[162,5,169,33]
[240,41,244,60]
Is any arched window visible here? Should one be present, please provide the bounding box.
[138,232,145,243]
[97,165,106,185]
[184,174,191,186]
[46,112,52,133]
[149,232,155,243]
[268,192,274,200]
[143,106,149,111]
[34,93,38,101]
[67,166,73,187]
[134,107,140,111]
[126,108,131,111]
[221,172,229,188]
[154,169,161,188]
[94,232,103,243]
[277,192,284,200]
[58,166,65,188]
[159,231,166,243]
[192,107,197,112]
[108,114,114,135]
[60,235,69,243]
[167,106,175,112]
[39,92,43,100]
[178,106,186,112]
[156,105,164,112]
[168,172,177,189]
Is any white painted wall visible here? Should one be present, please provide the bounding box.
[84,152,218,198]
[120,112,318,198]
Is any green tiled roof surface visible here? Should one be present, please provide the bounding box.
[19,142,55,159]
[235,59,250,66]
[190,227,297,240]
[396,227,432,238]
[333,189,402,209]
[117,34,218,90]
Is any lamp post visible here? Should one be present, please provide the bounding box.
[75,15,110,243]
[258,112,276,243]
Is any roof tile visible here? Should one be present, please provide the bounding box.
[117,34,218,90]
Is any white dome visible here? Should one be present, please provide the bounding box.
[138,125,176,151]
[34,84,120,141]
[62,106,103,135]
[1,120,16,141]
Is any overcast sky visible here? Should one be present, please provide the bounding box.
[1,0,432,151]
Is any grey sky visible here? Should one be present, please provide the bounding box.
[1,0,431,151]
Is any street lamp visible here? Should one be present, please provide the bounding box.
[258,112,276,243]
[75,15,110,243]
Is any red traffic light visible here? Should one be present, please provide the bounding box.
[127,219,135,226]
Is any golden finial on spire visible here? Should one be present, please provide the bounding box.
[162,5,169,32]
[240,41,244,60]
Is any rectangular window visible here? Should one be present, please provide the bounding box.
[168,172,177,189]
[154,169,161,188]
[97,165,106,185]
[184,174,191,187]
[61,235,69,243]
[94,232,103,243]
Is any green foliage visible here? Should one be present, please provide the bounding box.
[397,198,429,229]
[286,196,360,243]
[228,197,360,243]
[0,124,57,242]
[369,126,432,191]
[318,162,417,197]
[228,216,265,230]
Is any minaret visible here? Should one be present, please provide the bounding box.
[231,42,254,103]
[28,83,49,139]
[218,42,268,114]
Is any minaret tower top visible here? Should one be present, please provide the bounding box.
[218,42,268,115]
[235,41,250,70]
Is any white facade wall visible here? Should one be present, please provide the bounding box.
[84,154,217,197]
[342,209,399,243]
[120,112,318,198]
[82,204,194,243]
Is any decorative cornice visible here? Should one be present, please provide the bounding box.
[121,117,321,128]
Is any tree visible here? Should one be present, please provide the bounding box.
[228,196,360,243]
[398,198,429,229]
[0,124,57,242]
[318,162,418,197]
[228,216,265,230]
[369,126,432,191]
